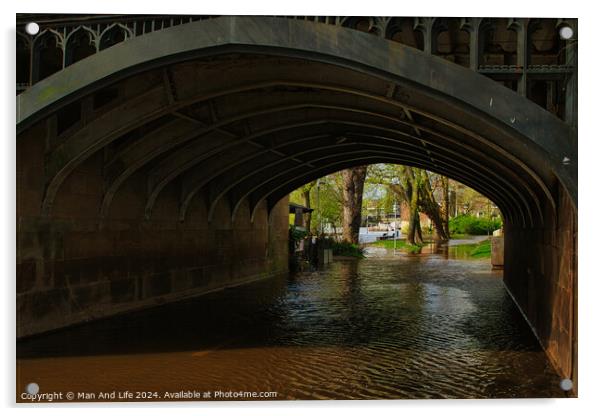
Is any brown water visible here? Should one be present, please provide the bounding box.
[17,247,564,401]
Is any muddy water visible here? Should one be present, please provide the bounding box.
[17,247,563,401]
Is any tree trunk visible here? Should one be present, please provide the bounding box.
[417,170,449,241]
[442,176,450,238]
[341,166,368,244]
[303,189,312,233]
[414,211,424,245]
[406,173,419,245]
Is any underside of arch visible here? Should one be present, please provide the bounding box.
[17,16,575,225]
[16,15,578,388]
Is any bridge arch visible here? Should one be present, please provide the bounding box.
[16,15,577,385]
[17,16,575,220]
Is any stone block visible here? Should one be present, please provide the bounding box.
[110,278,137,304]
[143,273,171,298]
[16,261,36,293]
[25,288,71,321]
[171,271,193,292]
[71,282,111,312]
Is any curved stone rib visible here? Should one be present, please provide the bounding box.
[145,112,539,225]
[198,118,536,226]
[253,155,515,226]
[231,147,522,226]
[206,137,525,226]
[18,16,573,217]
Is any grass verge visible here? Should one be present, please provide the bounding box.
[370,239,425,253]
[453,239,492,258]
[468,239,491,258]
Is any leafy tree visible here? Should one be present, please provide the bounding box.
[290,174,344,236]
[290,163,499,245]
[313,174,344,236]
[367,164,448,243]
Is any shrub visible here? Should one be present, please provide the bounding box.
[449,215,502,235]
[289,225,307,251]
[332,240,366,258]
[288,226,308,270]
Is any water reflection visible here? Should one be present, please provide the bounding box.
[17,248,562,400]
[365,236,489,260]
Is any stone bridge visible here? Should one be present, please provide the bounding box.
[16,15,577,388]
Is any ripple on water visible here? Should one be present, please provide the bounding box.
[17,251,562,400]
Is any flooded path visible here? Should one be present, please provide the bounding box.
[17,246,563,401]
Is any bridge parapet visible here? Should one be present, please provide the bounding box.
[17,14,576,124]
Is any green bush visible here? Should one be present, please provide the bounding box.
[332,240,366,258]
[449,215,502,235]
[288,225,307,253]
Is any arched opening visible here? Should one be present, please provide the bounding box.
[341,16,380,36]
[385,17,424,50]
[288,163,504,247]
[526,19,570,120]
[16,16,576,398]
[481,18,518,67]
[529,18,566,66]
[478,18,519,92]
[32,31,63,83]
[99,25,128,51]
[433,18,470,68]
[65,28,97,66]
[16,34,31,93]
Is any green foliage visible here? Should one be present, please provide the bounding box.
[315,184,344,234]
[449,215,502,235]
[452,239,492,259]
[291,164,500,240]
[288,225,307,252]
[289,225,307,242]
[332,240,366,258]
[405,244,424,254]
[288,225,308,272]
[469,239,492,258]
[371,239,408,249]
[449,233,469,239]
[291,175,344,235]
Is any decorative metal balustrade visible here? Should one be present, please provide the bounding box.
[16,14,577,122]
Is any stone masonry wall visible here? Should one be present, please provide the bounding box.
[16,122,290,338]
[504,184,577,390]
